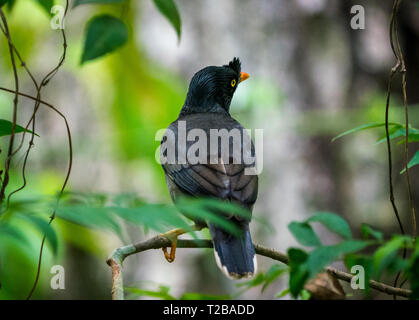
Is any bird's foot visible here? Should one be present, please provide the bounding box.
[160,228,186,263]
[160,225,203,263]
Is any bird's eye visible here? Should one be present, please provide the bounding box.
[231,79,236,87]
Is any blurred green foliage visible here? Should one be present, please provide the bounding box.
[0,0,186,300]
[126,284,231,300]
[333,121,419,172]
[0,0,418,301]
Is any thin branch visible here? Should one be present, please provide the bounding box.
[392,0,416,240]
[384,66,404,237]
[0,86,73,299]
[385,0,417,296]
[24,0,70,300]
[0,8,19,203]
[106,236,411,300]
[5,0,69,207]
[0,1,71,296]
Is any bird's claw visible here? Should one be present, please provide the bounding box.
[160,226,203,263]
[160,228,184,263]
[162,237,178,263]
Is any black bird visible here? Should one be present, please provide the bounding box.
[160,58,258,279]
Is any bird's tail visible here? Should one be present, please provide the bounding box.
[209,224,257,279]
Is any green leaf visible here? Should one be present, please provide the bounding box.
[406,249,419,299]
[306,240,369,277]
[375,127,419,145]
[288,249,309,265]
[180,293,231,300]
[288,248,309,297]
[300,289,311,300]
[0,223,29,245]
[125,286,176,300]
[114,201,195,238]
[63,191,109,207]
[406,132,419,143]
[192,198,252,220]
[36,0,54,15]
[401,150,419,174]
[408,150,419,169]
[152,0,181,40]
[344,254,373,295]
[397,134,419,144]
[0,119,38,137]
[0,0,9,8]
[56,205,124,239]
[236,273,265,288]
[58,196,245,240]
[73,0,125,6]
[308,212,352,239]
[288,222,321,247]
[81,15,128,64]
[111,204,192,233]
[176,199,242,237]
[262,264,288,292]
[332,122,402,142]
[276,288,290,298]
[373,235,412,278]
[361,224,383,241]
[375,127,404,145]
[19,214,58,254]
[2,0,14,10]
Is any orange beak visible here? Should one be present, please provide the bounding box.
[239,72,250,83]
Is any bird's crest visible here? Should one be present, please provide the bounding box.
[225,57,241,75]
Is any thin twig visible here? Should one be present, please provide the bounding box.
[5,0,69,207]
[0,9,19,203]
[386,0,403,295]
[24,0,70,300]
[392,0,416,240]
[0,9,20,289]
[0,86,73,299]
[0,1,71,294]
[386,0,416,297]
[385,66,404,236]
[106,236,411,300]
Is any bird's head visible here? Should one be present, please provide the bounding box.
[182,57,250,115]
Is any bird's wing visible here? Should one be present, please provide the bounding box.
[163,160,258,210]
[161,113,258,210]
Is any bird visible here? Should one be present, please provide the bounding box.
[160,57,258,279]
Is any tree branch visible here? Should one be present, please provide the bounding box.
[0,8,19,203]
[106,236,411,300]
